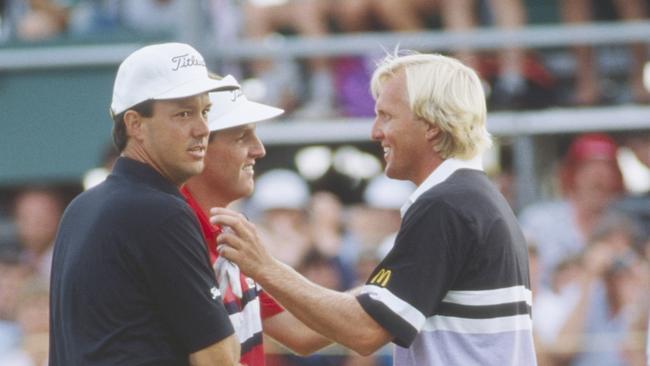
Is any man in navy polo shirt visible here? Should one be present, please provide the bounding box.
[49,43,242,366]
[212,53,537,365]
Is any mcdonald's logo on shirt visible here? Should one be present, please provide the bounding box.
[369,268,392,287]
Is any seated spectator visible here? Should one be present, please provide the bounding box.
[10,0,70,41]
[241,0,335,118]
[13,187,64,280]
[519,133,625,288]
[120,0,185,36]
[329,0,544,110]
[327,0,439,117]
[559,0,650,105]
[0,254,29,356]
[553,214,648,365]
[0,276,50,366]
[533,211,649,365]
[438,0,530,107]
[66,0,120,35]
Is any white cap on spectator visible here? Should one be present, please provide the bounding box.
[363,175,416,209]
[208,78,284,131]
[111,42,239,115]
[251,169,309,211]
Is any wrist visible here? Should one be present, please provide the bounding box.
[255,257,285,289]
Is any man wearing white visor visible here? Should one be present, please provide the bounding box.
[182,76,332,365]
[50,43,242,365]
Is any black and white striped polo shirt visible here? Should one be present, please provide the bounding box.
[357,168,536,365]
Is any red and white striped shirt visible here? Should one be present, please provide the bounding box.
[182,187,284,366]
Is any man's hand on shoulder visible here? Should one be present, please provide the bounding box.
[210,207,277,280]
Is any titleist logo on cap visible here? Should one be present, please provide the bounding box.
[171,53,206,71]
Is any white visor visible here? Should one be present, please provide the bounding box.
[208,87,284,131]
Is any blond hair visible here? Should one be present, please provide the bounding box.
[370,52,491,159]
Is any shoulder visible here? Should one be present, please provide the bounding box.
[71,176,195,230]
[409,170,496,218]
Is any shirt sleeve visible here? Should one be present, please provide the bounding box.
[259,289,284,319]
[356,198,471,347]
[140,210,235,353]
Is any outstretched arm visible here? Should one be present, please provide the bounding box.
[263,310,331,355]
[211,208,392,356]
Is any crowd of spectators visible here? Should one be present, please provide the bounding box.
[1,0,648,114]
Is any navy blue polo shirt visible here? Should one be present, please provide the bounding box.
[50,157,234,366]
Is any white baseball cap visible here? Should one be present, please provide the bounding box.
[250,169,309,211]
[363,175,416,210]
[208,79,284,131]
[110,42,239,115]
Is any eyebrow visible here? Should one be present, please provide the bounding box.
[169,96,211,109]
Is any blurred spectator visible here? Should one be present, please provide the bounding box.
[329,0,551,112]
[308,191,356,290]
[309,191,344,258]
[297,248,345,291]
[533,253,584,363]
[559,0,650,105]
[330,0,436,33]
[13,187,63,280]
[0,0,9,41]
[242,0,335,118]
[341,176,414,266]
[0,255,29,356]
[248,169,312,267]
[120,0,186,36]
[550,214,648,366]
[67,0,120,35]
[82,142,119,191]
[438,0,532,108]
[327,0,435,118]
[532,212,649,365]
[529,243,563,366]
[519,133,625,287]
[9,0,70,41]
[0,276,50,366]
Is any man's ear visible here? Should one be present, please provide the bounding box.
[424,122,440,142]
[123,110,145,142]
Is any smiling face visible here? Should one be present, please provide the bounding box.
[133,94,211,185]
[371,71,433,185]
[200,124,266,205]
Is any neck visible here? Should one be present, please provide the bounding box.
[184,178,230,215]
[413,154,444,186]
[122,144,182,187]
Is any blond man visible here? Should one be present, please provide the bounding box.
[213,53,536,365]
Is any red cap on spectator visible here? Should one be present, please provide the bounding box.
[566,133,618,163]
[560,133,623,195]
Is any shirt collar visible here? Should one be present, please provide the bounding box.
[110,157,183,199]
[179,186,221,237]
[400,155,484,218]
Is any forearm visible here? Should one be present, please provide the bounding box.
[258,259,390,355]
[264,311,332,355]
